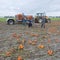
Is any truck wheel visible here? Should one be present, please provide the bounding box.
[7,19,15,25]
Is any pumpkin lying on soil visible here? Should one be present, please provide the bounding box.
[31,42,36,45]
[6,51,11,57]
[38,44,45,49]
[32,40,37,43]
[17,38,20,41]
[42,36,48,38]
[9,48,16,53]
[21,39,26,44]
[48,27,57,33]
[28,40,32,44]
[28,40,37,45]
[48,39,51,43]
[25,31,29,34]
[18,44,24,50]
[31,40,37,45]
[47,50,53,56]
[12,33,17,37]
[17,56,23,60]
[31,33,39,37]
[55,39,60,43]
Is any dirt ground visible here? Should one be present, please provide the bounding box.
[0,20,60,60]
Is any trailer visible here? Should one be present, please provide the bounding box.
[7,14,34,25]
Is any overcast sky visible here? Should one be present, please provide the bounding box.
[0,0,60,16]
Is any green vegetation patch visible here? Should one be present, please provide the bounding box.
[50,17,60,20]
[0,18,7,22]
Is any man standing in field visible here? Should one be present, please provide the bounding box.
[41,16,46,28]
[28,21,32,28]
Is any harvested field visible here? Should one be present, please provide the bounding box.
[0,20,60,60]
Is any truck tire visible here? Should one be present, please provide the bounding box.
[7,19,15,25]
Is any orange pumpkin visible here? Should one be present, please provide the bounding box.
[33,40,37,43]
[12,33,17,37]
[47,50,53,56]
[9,48,16,53]
[16,38,21,43]
[31,33,39,37]
[38,44,44,49]
[18,44,24,49]
[17,56,22,60]
[48,39,51,43]
[48,27,57,33]
[31,42,36,45]
[55,39,59,43]
[22,39,26,44]
[17,38,20,41]
[42,36,47,38]
[16,35,21,39]
[28,40,32,44]
[6,51,11,57]
[25,31,29,34]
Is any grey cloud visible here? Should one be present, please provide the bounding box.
[0,0,60,16]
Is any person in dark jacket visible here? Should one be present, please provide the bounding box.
[28,21,32,28]
[41,16,46,28]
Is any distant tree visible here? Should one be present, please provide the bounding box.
[4,16,14,18]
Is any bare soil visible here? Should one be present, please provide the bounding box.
[0,20,60,60]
